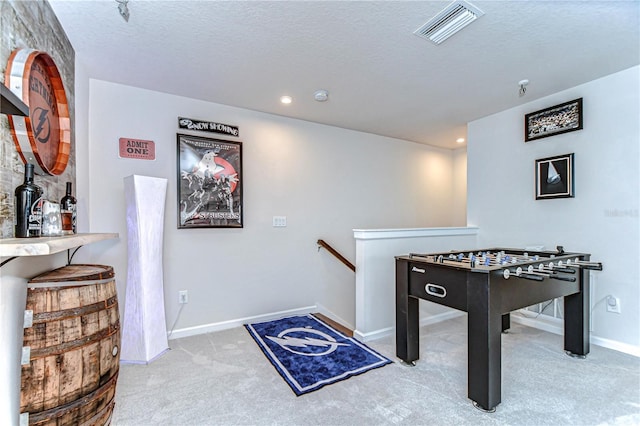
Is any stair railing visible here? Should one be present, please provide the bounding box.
[317,239,355,272]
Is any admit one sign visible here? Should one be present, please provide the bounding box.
[119,138,155,160]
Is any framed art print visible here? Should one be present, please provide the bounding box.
[525,98,583,142]
[535,153,574,200]
[177,133,243,228]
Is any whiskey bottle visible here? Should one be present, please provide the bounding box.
[60,182,77,234]
[14,163,43,238]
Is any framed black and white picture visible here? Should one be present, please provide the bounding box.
[525,98,583,142]
[177,133,243,228]
[535,153,574,200]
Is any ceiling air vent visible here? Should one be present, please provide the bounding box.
[414,0,484,45]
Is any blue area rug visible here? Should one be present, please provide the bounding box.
[245,314,392,396]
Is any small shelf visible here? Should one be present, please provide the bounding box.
[1,83,29,117]
[0,233,119,257]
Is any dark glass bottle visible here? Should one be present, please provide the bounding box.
[14,163,43,238]
[60,182,77,234]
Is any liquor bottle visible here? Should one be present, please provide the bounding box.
[14,163,43,238]
[60,182,77,234]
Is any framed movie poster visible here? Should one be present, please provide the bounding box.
[535,153,574,200]
[177,134,243,228]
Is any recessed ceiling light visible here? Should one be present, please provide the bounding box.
[280,95,293,104]
[456,138,465,143]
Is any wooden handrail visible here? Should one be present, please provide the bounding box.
[317,239,355,272]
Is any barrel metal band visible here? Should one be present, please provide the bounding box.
[27,276,115,289]
[28,321,120,359]
[23,371,119,423]
[30,295,118,324]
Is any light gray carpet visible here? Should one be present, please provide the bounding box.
[111,316,640,425]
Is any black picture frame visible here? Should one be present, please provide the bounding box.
[525,98,583,142]
[177,133,243,228]
[535,153,574,200]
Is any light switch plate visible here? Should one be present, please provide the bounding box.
[273,216,287,227]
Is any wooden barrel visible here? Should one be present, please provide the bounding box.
[21,265,120,426]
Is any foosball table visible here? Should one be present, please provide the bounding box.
[395,246,602,412]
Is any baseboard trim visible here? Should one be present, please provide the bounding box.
[354,326,394,342]
[419,310,465,328]
[314,302,354,331]
[511,311,640,358]
[511,311,564,335]
[590,335,640,358]
[167,306,640,358]
[167,305,316,340]
[354,310,465,342]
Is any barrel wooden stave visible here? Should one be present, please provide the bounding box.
[21,265,120,425]
[28,373,118,426]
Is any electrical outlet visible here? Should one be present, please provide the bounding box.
[179,290,188,304]
[606,296,621,314]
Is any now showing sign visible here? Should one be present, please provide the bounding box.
[178,117,239,137]
[119,138,156,160]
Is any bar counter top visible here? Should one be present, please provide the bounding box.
[0,233,118,257]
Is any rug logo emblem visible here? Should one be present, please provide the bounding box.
[266,327,349,357]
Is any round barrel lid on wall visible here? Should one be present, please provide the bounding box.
[4,48,70,175]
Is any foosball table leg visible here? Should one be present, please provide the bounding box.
[467,273,502,412]
[563,266,590,357]
[396,259,420,364]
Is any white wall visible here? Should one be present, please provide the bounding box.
[467,66,640,353]
[82,79,463,336]
[353,227,478,340]
[452,147,467,225]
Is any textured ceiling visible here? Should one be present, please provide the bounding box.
[49,0,640,149]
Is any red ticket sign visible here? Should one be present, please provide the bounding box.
[119,138,155,160]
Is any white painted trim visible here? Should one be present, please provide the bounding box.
[354,310,465,342]
[353,226,479,240]
[314,302,354,331]
[419,310,465,328]
[354,326,394,342]
[511,311,564,335]
[167,306,316,340]
[168,304,640,358]
[591,335,640,358]
[357,308,639,358]
[511,311,640,358]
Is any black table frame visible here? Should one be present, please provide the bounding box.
[395,248,591,411]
